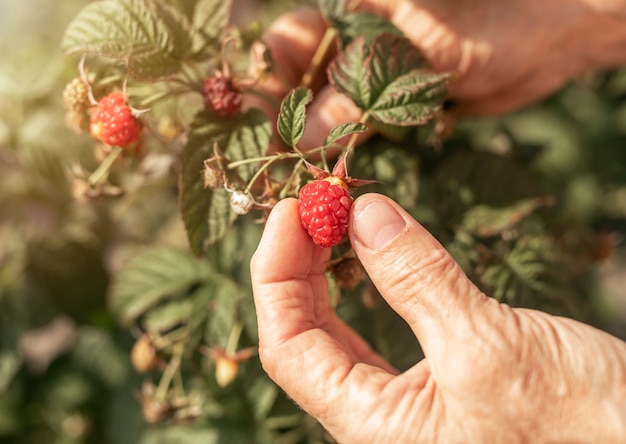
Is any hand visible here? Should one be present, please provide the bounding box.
[249,1,626,147]
[251,194,626,443]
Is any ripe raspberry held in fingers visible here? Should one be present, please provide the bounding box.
[298,178,352,248]
[297,157,374,248]
[89,92,143,148]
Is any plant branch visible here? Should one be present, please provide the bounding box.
[87,146,123,187]
[300,27,338,88]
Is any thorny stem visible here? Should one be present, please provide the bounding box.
[242,88,282,109]
[226,146,326,170]
[87,146,123,187]
[300,27,338,88]
[279,157,306,199]
[243,155,282,193]
[138,88,192,108]
[155,343,184,402]
[78,56,97,105]
[152,328,189,351]
[345,111,371,157]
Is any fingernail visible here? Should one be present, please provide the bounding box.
[353,197,407,250]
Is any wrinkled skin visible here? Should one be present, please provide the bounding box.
[251,195,626,443]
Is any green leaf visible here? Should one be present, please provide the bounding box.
[191,0,232,57]
[369,70,451,125]
[142,298,194,333]
[318,0,346,19]
[226,110,273,181]
[0,352,21,393]
[185,187,236,257]
[324,122,370,147]
[205,278,238,347]
[247,373,278,421]
[277,87,313,148]
[188,284,215,348]
[328,36,371,109]
[460,197,555,237]
[349,140,419,209]
[180,109,271,255]
[62,0,193,80]
[331,12,402,47]
[110,247,213,325]
[328,33,449,125]
[431,151,549,228]
[71,327,129,387]
[479,236,568,309]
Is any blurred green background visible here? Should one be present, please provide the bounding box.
[1,1,626,443]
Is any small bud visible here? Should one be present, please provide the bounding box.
[331,257,366,289]
[141,398,170,424]
[157,116,183,141]
[229,190,255,215]
[131,335,158,374]
[63,77,91,113]
[215,357,239,388]
[138,382,170,424]
[203,158,225,190]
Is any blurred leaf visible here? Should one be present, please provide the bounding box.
[277,87,313,148]
[180,110,271,255]
[238,288,259,343]
[430,150,548,227]
[478,236,568,308]
[318,0,346,19]
[206,278,238,347]
[247,372,278,421]
[71,326,129,387]
[110,246,213,325]
[0,351,21,393]
[192,0,232,57]
[329,34,448,125]
[350,141,420,210]
[62,0,193,80]
[140,426,218,444]
[460,197,555,237]
[324,122,370,147]
[0,379,21,435]
[143,298,193,333]
[331,12,402,47]
[44,370,94,409]
[188,284,215,348]
[363,118,411,142]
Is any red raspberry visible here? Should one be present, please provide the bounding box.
[298,177,352,248]
[89,92,143,148]
[202,75,242,117]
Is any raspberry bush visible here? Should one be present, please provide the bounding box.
[1,0,625,442]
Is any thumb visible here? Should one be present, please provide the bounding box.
[349,193,491,360]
